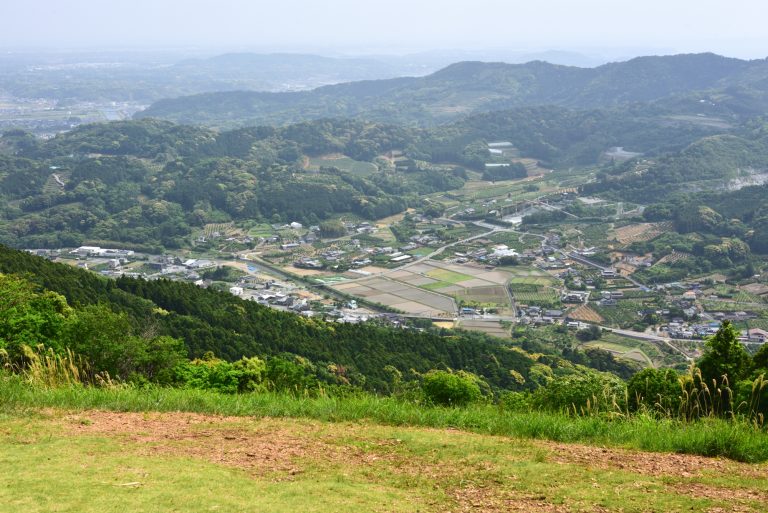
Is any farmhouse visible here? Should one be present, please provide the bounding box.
[746,328,768,343]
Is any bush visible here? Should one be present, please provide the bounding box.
[532,371,626,414]
[421,370,484,406]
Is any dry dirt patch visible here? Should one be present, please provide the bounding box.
[66,411,348,478]
[542,441,762,479]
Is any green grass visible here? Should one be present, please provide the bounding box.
[248,223,276,238]
[3,410,766,512]
[1,376,766,463]
[0,414,424,513]
[408,247,433,257]
[582,341,653,367]
[307,156,378,177]
[509,276,555,286]
[425,269,474,284]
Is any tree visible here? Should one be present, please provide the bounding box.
[626,368,681,413]
[696,321,750,385]
[0,273,71,358]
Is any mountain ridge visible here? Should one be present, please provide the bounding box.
[137,52,768,127]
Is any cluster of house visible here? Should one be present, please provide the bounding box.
[196,233,254,245]
[742,329,768,344]
[562,291,590,303]
[665,321,731,340]
[70,246,134,258]
[517,306,566,325]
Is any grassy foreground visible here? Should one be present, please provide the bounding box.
[2,405,768,512]
[1,376,766,463]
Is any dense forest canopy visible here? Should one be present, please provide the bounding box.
[4,92,767,250]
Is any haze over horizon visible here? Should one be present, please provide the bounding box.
[1,0,767,62]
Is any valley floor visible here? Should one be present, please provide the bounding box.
[2,410,766,512]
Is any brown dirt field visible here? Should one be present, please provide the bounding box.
[612,222,671,244]
[66,412,343,478]
[743,283,768,296]
[568,305,605,323]
[285,267,326,276]
[545,442,732,477]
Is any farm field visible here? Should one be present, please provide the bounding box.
[612,222,672,245]
[203,222,242,238]
[567,304,604,323]
[701,300,768,313]
[306,154,378,176]
[394,260,514,309]
[457,319,511,338]
[505,268,561,307]
[593,300,647,328]
[248,223,276,238]
[446,175,548,202]
[332,276,456,317]
[582,340,653,366]
[589,333,688,368]
[4,409,767,513]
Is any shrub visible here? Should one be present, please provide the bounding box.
[532,371,626,414]
[421,370,484,406]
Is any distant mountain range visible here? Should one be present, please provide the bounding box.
[0,52,435,102]
[137,53,768,127]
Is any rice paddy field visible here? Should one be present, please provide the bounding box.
[402,260,514,309]
[331,259,526,316]
[332,276,457,317]
[457,319,511,338]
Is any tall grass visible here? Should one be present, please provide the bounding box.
[1,373,765,463]
[1,344,114,389]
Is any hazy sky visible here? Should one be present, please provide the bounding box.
[2,0,767,58]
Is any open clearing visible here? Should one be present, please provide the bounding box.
[582,341,654,366]
[2,410,767,513]
[306,154,378,176]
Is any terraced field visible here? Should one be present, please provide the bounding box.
[612,222,672,244]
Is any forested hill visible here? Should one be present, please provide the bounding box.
[583,121,768,202]
[1,110,722,249]
[137,53,768,127]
